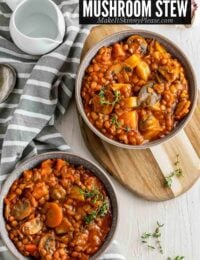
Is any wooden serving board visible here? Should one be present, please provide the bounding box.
[79,25,200,201]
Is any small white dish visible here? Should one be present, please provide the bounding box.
[6,0,65,55]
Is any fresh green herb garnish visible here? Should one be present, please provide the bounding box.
[125,126,131,132]
[84,211,97,224]
[165,154,183,187]
[80,188,98,198]
[98,200,109,217]
[141,240,147,243]
[79,188,102,203]
[111,116,121,128]
[174,154,180,166]
[141,232,151,240]
[165,175,173,188]
[113,90,121,104]
[99,88,120,106]
[111,118,133,132]
[99,87,106,100]
[168,257,184,260]
[147,245,155,250]
[84,199,110,224]
[141,221,164,254]
[152,222,164,254]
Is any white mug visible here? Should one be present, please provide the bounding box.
[6,0,65,55]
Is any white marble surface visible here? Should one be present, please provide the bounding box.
[56,24,200,260]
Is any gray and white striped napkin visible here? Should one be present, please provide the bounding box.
[0,0,125,259]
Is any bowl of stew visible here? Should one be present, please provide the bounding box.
[0,152,118,260]
[76,30,197,149]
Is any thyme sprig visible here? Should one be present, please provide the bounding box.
[111,115,133,133]
[167,257,185,260]
[84,199,109,224]
[125,126,132,132]
[153,222,164,254]
[79,187,103,203]
[98,200,110,217]
[99,87,120,106]
[141,221,164,254]
[165,154,183,187]
[84,211,97,225]
[111,116,121,128]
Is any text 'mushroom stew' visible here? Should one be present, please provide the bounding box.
[81,35,191,145]
[4,159,112,260]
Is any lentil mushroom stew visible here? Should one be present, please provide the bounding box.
[4,158,113,260]
[81,34,192,145]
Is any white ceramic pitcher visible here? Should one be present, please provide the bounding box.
[6,0,65,55]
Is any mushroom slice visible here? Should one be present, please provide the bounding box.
[12,199,32,220]
[138,82,160,107]
[50,185,66,200]
[127,35,148,54]
[22,217,43,235]
[39,234,56,256]
[158,63,180,83]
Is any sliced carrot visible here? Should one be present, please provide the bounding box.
[46,203,63,228]
[24,244,37,254]
[56,159,66,171]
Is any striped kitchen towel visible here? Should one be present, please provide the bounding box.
[0,0,91,177]
[0,0,125,259]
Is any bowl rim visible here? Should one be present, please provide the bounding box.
[0,151,119,260]
[0,64,17,103]
[75,29,198,150]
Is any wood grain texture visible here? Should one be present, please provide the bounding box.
[80,25,200,201]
